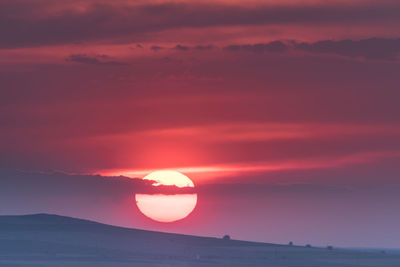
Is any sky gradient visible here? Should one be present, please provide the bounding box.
[1,0,400,248]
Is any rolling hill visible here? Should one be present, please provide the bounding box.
[0,214,399,266]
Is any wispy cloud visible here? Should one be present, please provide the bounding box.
[224,38,400,61]
[66,54,128,66]
[137,122,400,143]
[1,1,399,48]
[101,150,400,179]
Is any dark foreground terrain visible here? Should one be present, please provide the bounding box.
[0,214,399,266]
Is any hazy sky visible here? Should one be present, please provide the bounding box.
[1,0,400,248]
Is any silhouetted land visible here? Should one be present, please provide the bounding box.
[0,214,399,266]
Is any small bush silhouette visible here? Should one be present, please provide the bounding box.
[222,235,231,240]
[305,244,312,248]
[327,246,333,250]
[288,241,293,246]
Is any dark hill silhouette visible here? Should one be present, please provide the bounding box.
[1,214,399,266]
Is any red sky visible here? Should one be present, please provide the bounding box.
[1,0,400,248]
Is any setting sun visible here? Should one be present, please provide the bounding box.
[135,170,197,222]
[141,170,195,188]
[2,0,400,265]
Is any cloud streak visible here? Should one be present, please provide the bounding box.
[224,38,400,60]
[139,122,400,142]
[103,150,400,180]
[66,54,128,66]
[1,1,400,48]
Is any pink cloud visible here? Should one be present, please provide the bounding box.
[101,150,400,181]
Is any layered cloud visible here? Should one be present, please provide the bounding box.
[1,40,400,173]
[224,38,400,60]
[66,54,128,66]
[1,0,400,48]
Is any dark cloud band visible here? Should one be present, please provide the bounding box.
[1,1,400,48]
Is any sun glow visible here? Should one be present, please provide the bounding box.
[135,170,197,223]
